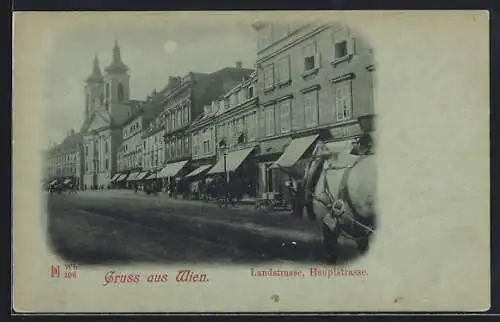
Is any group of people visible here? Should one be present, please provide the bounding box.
[46,180,78,196]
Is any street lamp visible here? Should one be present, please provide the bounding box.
[220,145,228,184]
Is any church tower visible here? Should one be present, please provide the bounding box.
[84,54,104,118]
[103,39,130,112]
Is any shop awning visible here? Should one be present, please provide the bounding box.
[133,171,150,181]
[185,164,213,178]
[49,180,58,185]
[63,178,72,184]
[115,173,128,182]
[144,171,159,180]
[127,171,141,181]
[207,147,255,175]
[271,134,319,169]
[157,160,189,178]
[126,171,141,181]
[110,173,121,182]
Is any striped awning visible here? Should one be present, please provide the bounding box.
[143,171,155,180]
[271,134,318,169]
[126,171,140,181]
[207,147,254,175]
[110,173,121,182]
[185,164,213,178]
[134,171,150,181]
[157,160,189,178]
[115,173,128,182]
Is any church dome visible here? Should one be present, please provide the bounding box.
[104,40,129,74]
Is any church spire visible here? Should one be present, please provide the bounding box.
[105,38,129,74]
[85,53,103,83]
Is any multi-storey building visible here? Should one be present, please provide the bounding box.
[45,130,84,188]
[149,63,254,188]
[187,101,219,176]
[205,71,259,196]
[251,21,376,194]
[80,41,137,189]
[113,102,161,186]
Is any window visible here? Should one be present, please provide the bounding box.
[335,40,348,59]
[279,100,291,133]
[247,85,254,99]
[192,134,198,156]
[117,83,124,102]
[276,56,290,84]
[183,107,189,125]
[175,139,181,158]
[335,82,353,121]
[234,93,240,106]
[184,136,189,154]
[304,90,319,127]
[203,140,209,154]
[263,64,274,90]
[219,100,225,113]
[105,158,109,170]
[332,28,354,62]
[265,105,275,136]
[239,90,246,103]
[303,41,320,71]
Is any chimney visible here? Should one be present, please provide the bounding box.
[236,61,242,69]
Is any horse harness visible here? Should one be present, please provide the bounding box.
[305,154,375,239]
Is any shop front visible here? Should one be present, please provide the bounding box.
[156,160,190,196]
[206,146,258,197]
[257,135,311,195]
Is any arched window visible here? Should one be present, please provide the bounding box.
[105,83,110,101]
[117,83,124,102]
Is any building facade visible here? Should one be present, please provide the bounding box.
[252,21,376,194]
[45,130,84,188]
[150,64,254,186]
[80,41,136,189]
[114,102,161,186]
[205,71,259,196]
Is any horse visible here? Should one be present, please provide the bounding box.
[302,134,377,263]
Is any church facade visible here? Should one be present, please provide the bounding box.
[80,41,136,189]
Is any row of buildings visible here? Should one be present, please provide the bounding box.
[44,21,376,196]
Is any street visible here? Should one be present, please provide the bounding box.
[46,190,360,265]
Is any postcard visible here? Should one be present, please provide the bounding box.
[12,10,490,312]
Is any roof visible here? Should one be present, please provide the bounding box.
[47,132,83,155]
[121,102,162,127]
